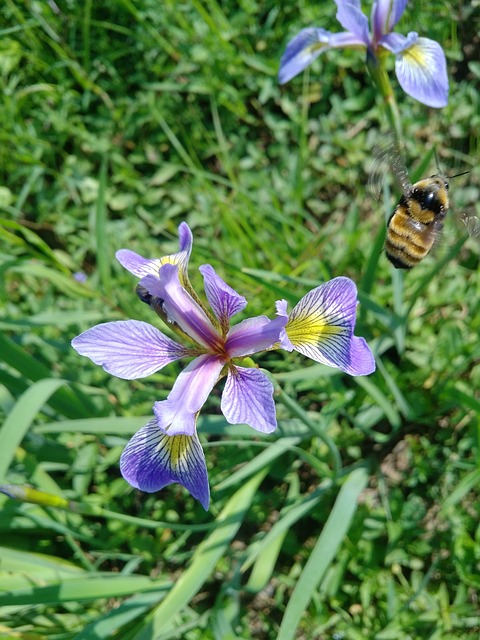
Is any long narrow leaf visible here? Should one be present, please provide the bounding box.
[133,468,269,639]
[0,575,170,606]
[0,378,67,483]
[276,467,369,640]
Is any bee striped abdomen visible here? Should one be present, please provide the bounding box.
[385,176,449,270]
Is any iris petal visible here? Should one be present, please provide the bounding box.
[334,0,370,43]
[115,250,162,278]
[226,315,287,357]
[199,264,247,326]
[221,366,277,434]
[71,320,188,380]
[154,354,224,436]
[142,265,221,349]
[284,277,375,375]
[116,222,193,286]
[279,28,331,84]
[371,0,407,41]
[381,32,448,108]
[120,420,210,510]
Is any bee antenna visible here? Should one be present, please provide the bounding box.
[448,170,470,180]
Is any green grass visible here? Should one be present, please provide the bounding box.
[1,0,479,638]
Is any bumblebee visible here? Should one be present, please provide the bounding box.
[371,144,473,270]
[385,173,451,269]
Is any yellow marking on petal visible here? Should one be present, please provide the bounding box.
[160,255,188,284]
[286,313,346,347]
[157,434,193,471]
[160,256,181,266]
[401,43,428,69]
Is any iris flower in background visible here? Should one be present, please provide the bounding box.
[72,223,375,510]
[279,0,448,109]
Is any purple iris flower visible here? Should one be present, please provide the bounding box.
[279,0,448,108]
[71,223,287,510]
[71,223,376,510]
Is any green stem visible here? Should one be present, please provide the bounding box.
[367,50,403,147]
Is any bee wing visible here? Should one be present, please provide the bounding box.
[459,211,480,238]
[368,138,411,200]
[368,145,390,200]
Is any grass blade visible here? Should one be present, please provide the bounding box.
[0,378,67,483]
[276,467,369,640]
[133,468,269,639]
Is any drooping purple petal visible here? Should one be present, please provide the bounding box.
[371,0,407,42]
[334,0,370,43]
[279,26,368,84]
[381,32,448,108]
[221,366,277,434]
[154,354,224,436]
[71,320,189,380]
[120,419,210,510]
[116,222,193,285]
[279,28,332,84]
[198,264,247,327]
[141,265,221,350]
[226,314,287,357]
[283,277,376,375]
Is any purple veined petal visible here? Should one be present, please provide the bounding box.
[334,0,370,43]
[71,320,189,380]
[120,419,210,510]
[226,314,287,357]
[221,366,277,434]
[116,222,193,285]
[116,249,163,278]
[283,277,376,375]
[382,32,449,108]
[141,264,222,350]
[198,264,247,326]
[154,354,224,436]
[279,28,332,84]
[371,0,407,42]
[294,332,376,375]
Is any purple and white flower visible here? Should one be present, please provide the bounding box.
[279,0,448,108]
[72,223,375,510]
[72,225,287,510]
